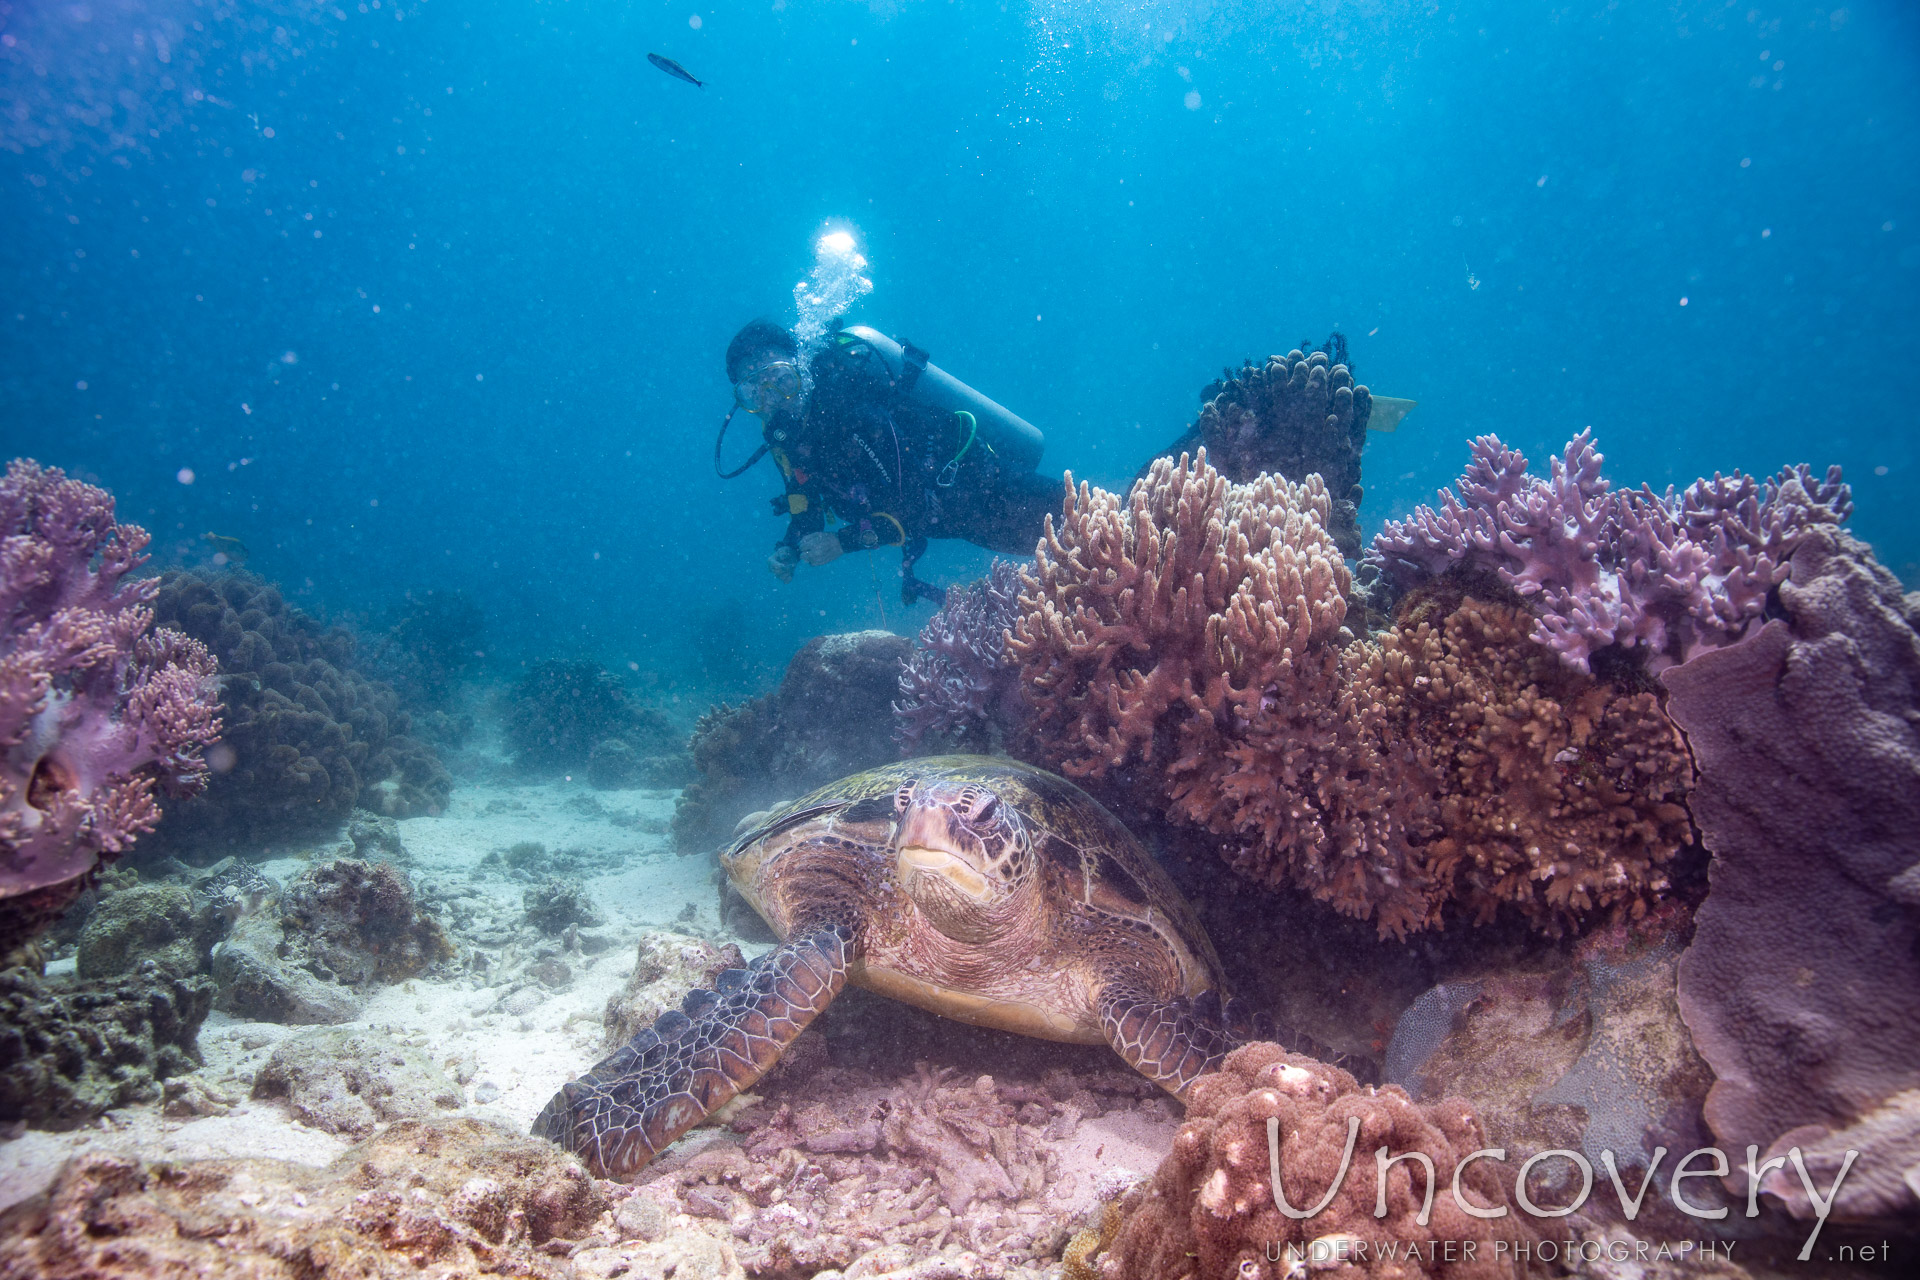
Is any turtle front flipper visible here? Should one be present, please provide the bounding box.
[1099,986,1242,1101]
[533,923,856,1177]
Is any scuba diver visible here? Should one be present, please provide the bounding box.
[718,318,1060,605]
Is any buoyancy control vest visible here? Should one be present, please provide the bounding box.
[829,325,1045,474]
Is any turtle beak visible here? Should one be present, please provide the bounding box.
[897,844,992,901]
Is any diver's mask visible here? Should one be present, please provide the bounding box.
[733,358,802,419]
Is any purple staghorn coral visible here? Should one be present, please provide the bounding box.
[1369,429,1851,671]
[1,459,222,952]
[894,558,1026,754]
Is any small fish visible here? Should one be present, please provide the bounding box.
[648,52,703,88]
[203,532,251,565]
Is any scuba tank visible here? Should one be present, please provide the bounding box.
[831,325,1045,473]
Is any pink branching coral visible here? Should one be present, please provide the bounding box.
[1100,1044,1536,1280]
[1370,430,1851,671]
[1008,450,1349,782]
[1,459,221,950]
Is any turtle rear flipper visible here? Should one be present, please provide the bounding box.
[533,923,855,1177]
[1100,986,1241,1100]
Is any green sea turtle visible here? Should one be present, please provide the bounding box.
[533,756,1256,1178]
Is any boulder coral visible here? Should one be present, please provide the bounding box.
[0,459,221,954]
[146,566,448,847]
[1100,1043,1536,1280]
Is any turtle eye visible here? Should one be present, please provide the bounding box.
[968,792,999,823]
[893,782,915,814]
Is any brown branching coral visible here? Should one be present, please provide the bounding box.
[1360,594,1693,934]
[1009,450,1349,782]
[1099,1044,1537,1280]
[1012,452,1692,938]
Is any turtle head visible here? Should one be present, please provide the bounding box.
[892,778,1033,942]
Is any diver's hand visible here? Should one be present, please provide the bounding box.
[799,531,844,567]
[767,545,799,582]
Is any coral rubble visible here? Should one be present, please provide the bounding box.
[1099,1043,1536,1280]
[896,558,1026,755]
[0,965,212,1126]
[0,1118,637,1279]
[0,459,221,954]
[252,1026,463,1136]
[1370,431,1852,672]
[146,566,449,847]
[674,630,912,852]
[1662,526,1920,1222]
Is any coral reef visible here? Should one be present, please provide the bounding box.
[524,876,607,936]
[363,586,485,711]
[74,878,221,979]
[1346,592,1693,935]
[503,658,684,771]
[1011,452,1689,937]
[602,930,745,1050]
[0,459,220,954]
[211,857,453,1023]
[1662,526,1920,1222]
[1149,343,1375,556]
[1099,1043,1537,1280]
[895,558,1027,755]
[146,566,449,847]
[0,965,212,1125]
[673,631,913,853]
[252,1026,463,1136]
[0,1118,641,1278]
[1369,431,1852,671]
[278,856,456,986]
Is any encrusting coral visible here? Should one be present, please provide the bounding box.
[1010,451,1691,938]
[0,460,222,956]
[0,964,213,1126]
[1369,431,1852,672]
[1662,525,1920,1223]
[1098,1043,1537,1280]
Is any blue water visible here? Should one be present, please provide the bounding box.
[4,0,1917,689]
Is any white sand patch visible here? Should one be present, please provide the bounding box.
[1042,1107,1180,1219]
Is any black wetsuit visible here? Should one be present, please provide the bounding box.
[765,332,1059,572]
